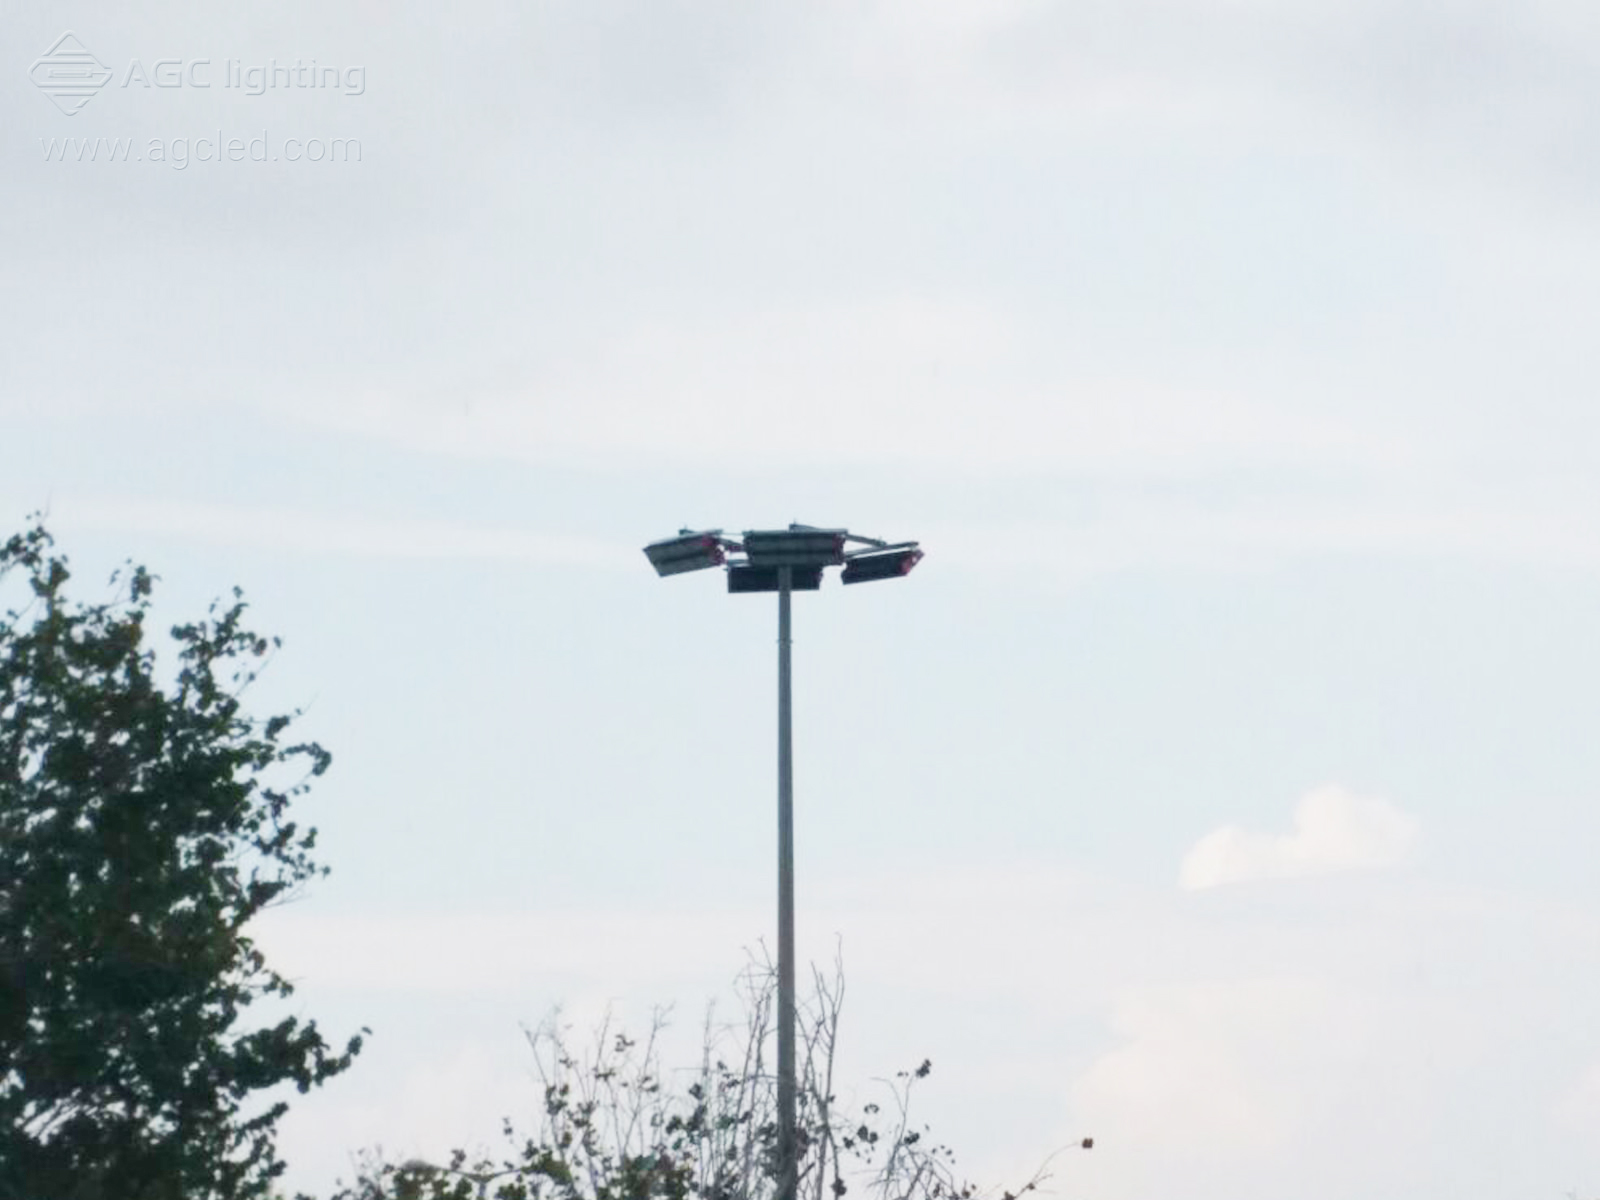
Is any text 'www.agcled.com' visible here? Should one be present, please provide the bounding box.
[39,131,361,167]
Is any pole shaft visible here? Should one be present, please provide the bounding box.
[777,567,797,1200]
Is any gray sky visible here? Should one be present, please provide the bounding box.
[6,2,1600,1197]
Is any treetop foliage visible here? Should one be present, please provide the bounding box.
[331,951,1082,1200]
[0,520,363,1200]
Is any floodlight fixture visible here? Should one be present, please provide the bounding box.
[643,529,727,577]
[728,564,825,593]
[742,526,847,568]
[840,545,923,584]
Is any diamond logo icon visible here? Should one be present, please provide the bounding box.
[31,32,113,116]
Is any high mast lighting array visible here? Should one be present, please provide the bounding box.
[644,524,923,589]
[640,521,923,1200]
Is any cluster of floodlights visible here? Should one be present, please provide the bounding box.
[644,525,924,591]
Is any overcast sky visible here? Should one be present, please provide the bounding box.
[7,2,1600,1197]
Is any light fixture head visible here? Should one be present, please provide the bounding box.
[727,564,825,593]
[643,530,727,577]
[741,527,847,568]
[840,545,923,584]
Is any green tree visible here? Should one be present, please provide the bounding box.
[0,522,363,1200]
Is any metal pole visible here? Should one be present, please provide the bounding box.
[776,566,797,1200]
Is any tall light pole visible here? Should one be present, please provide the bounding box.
[775,562,796,1192]
[644,525,924,1200]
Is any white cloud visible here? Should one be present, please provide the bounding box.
[53,497,628,568]
[263,857,1600,1200]
[268,296,1398,478]
[1070,979,1324,1160]
[1178,785,1419,890]
[830,0,1600,202]
[922,475,1600,589]
[1553,1060,1600,1134]
[1063,977,1508,1200]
